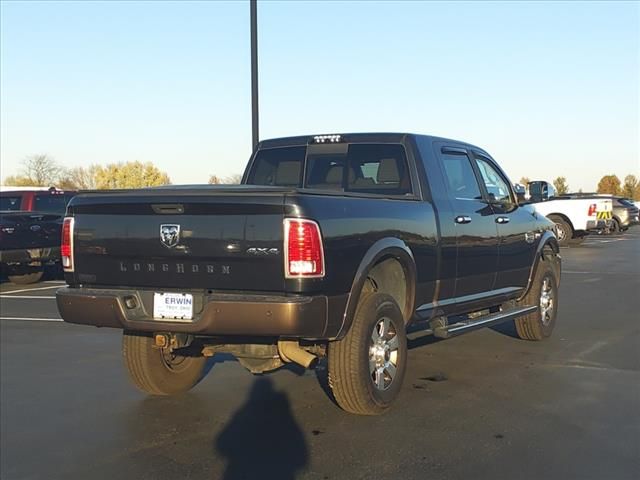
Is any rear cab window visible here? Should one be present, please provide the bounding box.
[0,195,22,211]
[247,142,413,196]
[33,192,75,214]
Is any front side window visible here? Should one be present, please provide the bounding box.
[474,156,513,204]
[440,152,482,200]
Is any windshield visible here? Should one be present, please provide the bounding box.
[247,143,412,196]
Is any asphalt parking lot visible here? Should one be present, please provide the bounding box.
[1,232,639,480]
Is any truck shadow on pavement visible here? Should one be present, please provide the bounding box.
[214,377,308,480]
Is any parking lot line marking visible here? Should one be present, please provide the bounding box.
[0,317,63,322]
[0,295,56,299]
[564,270,638,275]
[0,285,61,295]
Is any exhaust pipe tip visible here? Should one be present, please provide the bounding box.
[278,340,317,369]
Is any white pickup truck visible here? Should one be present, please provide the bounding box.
[520,181,613,246]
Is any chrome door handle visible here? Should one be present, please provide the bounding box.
[455,215,472,224]
[496,216,510,224]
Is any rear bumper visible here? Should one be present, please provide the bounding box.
[586,219,611,231]
[0,247,60,264]
[56,287,347,339]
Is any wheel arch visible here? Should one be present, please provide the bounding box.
[518,231,561,301]
[335,238,416,340]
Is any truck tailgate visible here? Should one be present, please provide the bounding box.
[0,212,62,251]
[68,188,289,291]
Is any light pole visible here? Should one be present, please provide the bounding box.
[250,0,259,151]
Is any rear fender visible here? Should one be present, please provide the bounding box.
[335,238,416,339]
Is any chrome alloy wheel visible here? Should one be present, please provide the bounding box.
[369,317,400,391]
[540,276,555,326]
[554,223,566,241]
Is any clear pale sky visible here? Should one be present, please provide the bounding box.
[1,0,638,190]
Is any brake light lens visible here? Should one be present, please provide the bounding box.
[284,218,324,278]
[61,217,74,271]
[588,204,597,216]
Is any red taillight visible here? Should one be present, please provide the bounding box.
[588,204,597,216]
[284,218,324,278]
[61,217,74,271]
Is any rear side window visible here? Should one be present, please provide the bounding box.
[34,194,68,214]
[248,143,412,195]
[0,195,22,211]
[347,144,411,195]
[247,146,305,187]
[440,152,482,200]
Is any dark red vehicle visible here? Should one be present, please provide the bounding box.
[0,187,77,284]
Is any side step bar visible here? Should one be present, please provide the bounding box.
[433,305,538,339]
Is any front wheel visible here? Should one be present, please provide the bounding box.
[328,293,407,415]
[515,258,559,341]
[122,331,207,395]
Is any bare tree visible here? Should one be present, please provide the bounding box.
[208,174,242,185]
[58,165,101,190]
[224,174,243,185]
[19,154,62,186]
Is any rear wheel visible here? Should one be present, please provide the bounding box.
[610,218,621,235]
[122,331,207,395]
[8,271,44,285]
[515,257,559,341]
[328,293,407,415]
[549,215,572,247]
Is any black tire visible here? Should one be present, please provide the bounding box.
[549,215,572,246]
[8,270,44,285]
[328,293,407,415]
[122,331,207,395]
[610,218,621,235]
[515,258,559,341]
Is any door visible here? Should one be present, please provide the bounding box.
[437,147,499,298]
[472,152,535,290]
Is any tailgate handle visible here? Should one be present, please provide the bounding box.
[152,204,184,214]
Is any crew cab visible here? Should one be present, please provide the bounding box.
[56,133,561,415]
[1,187,77,284]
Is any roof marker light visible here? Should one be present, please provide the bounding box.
[312,134,342,144]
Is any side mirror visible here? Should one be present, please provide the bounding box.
[528,181,550,203]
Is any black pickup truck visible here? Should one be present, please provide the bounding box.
[57,133,561,415]
[1,188,77,284]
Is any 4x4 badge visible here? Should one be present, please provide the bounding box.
[160,224,180,248]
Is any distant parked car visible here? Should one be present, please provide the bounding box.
[611,197,639,233]
[0,186,77,284]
